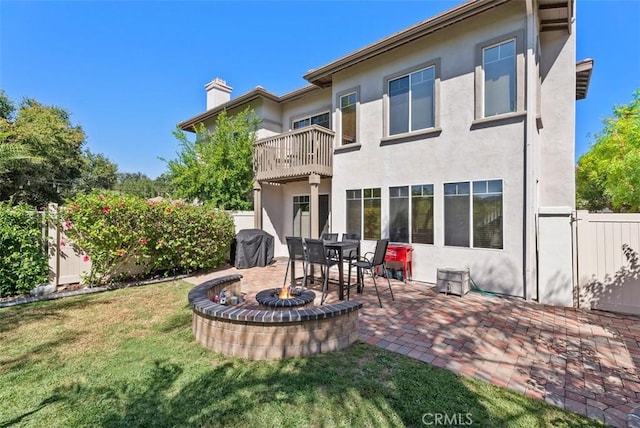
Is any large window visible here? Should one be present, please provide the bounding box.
[340,92,357,144]
[411,184,434,244]
[363,188,381,240]
[444,182,470,247]
[473,180,503,249]
[389,66,435,135]
[389,186,409,243]
[293,112,330,130]
[444,180,503,249]
[346,190,362,237]
[483,39,516,117]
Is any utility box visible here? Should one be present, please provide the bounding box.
[437,268,470,296]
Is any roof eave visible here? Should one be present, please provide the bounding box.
[178,87,280,131]
[303,0,509,87]
[576,58,594,101]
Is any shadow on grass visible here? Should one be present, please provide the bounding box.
[0,295,117,335]
[28,342,594,428]
[0,330,80,374]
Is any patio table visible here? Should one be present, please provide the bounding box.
[323,241,360,300]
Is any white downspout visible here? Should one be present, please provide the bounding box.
[524,0,538,301]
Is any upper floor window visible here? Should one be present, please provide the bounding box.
[340,92,357,144]
[292,112,330,130]
[389,66,435,135]
[483,39,516,117]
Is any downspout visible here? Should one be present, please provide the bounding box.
[524,0,538,301]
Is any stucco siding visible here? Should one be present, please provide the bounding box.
[539,27,576,208]
[281,87,332,131]
[327,3,527,295]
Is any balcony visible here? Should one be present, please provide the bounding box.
[254,125,335,183]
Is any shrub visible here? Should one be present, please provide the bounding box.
[0,202,48,297]
[62,191,234,285]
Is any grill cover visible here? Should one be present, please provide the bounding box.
[233,229,274,269]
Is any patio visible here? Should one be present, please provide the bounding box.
[187,259,640,427]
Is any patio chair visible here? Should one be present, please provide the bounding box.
[351,239,394,307]
[283,236,307,287]
[304,238,338,304]
[321,233,339,242]
[321,233,339,259]
[341,233,361,295]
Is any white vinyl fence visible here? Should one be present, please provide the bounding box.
[575,210,640,316]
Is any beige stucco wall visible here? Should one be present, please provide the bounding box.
[252,1,577,299]
[281,87,332,131]
[261,178,332,258]
[327,3,528,296]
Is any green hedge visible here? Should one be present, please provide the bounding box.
[0,203,48,297]
[62,191,235,285]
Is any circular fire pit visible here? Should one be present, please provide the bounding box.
[255,288,316,311]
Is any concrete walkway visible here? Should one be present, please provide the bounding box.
[186,260,640,427]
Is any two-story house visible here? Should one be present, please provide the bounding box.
[179,0,592,306]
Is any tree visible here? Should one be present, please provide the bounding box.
[0,91,39,175]
[0,94,86,206]
[74,150,118,193]
[115,172,168,199]
[576,90,640,212]
[165,108,259,210]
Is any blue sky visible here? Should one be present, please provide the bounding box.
[1,1,639,179]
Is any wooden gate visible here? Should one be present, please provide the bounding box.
[575,210,640,315]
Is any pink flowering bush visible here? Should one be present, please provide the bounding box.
[62,191,234,285]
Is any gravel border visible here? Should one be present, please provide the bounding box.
[0,274,190,308]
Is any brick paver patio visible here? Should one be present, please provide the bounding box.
[187,260,640,427]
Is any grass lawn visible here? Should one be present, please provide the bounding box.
[0,280,604,427]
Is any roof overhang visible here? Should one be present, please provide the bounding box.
[178,85,321,132]
[538,0,573,33]
[303,0,510,88]
[576,58,594,100]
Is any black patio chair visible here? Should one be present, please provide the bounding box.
[341,233,361,296]
[321,233,339,242]
[321,233,339,259]
[283,236,307,287]
[351,238,394,307]
[304,238,338,305]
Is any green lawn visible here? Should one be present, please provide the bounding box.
[0,281,603,427]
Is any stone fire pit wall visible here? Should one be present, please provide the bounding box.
[188,274,362,360]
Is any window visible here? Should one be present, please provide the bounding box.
[293,112,330,130]
[389,186,409,243]
[293,195,310,239]
[444,182,470,247]
[340,92,357,144]
[483,39,516,117]
[389,66,435,135]
[363,188,381,240]
[444,180,503,249]
[473,180,503,249]
[411,184,434,244]
[346,190,362,237]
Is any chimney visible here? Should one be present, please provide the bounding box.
[205,77,232,110]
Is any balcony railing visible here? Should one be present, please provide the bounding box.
[254,125,335,182]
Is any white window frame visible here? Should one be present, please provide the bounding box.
[383,59,441,139]
[474,31,524,122]
[443,179,504,250]
[291,111,331,130]
[482,38,516,117]
[337,87,359,145]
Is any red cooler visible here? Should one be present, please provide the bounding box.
[385,244,413,282]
